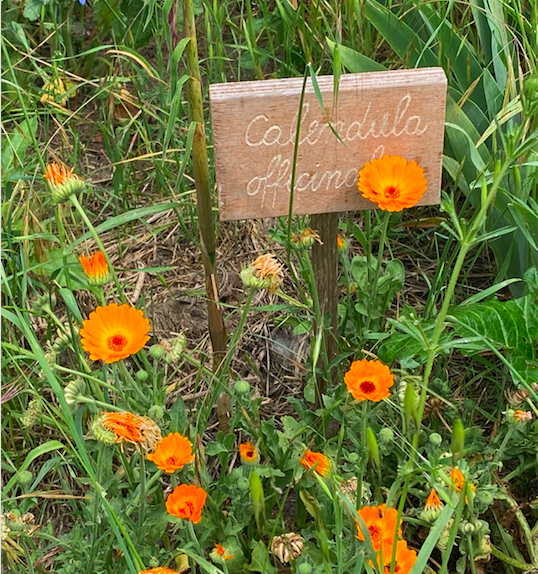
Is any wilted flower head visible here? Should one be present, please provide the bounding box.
[213,543,234,562]
[94,411,162,452]
[300,450,330,477]
[44,162,86,204]
[358,155,427,212]
[40,77,77,107]
[241,253,283,292]
[164,333,187,364]
[146,432,194,473]
[79,252,111,286]
[291,228,322,249]
[344,359,394,402]
[270,533,304,564]
[505,408,533,425]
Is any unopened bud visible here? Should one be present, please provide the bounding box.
[451,417,465,460]
[234,380,251,395]
[16,471,33,487]
[136,369,149,382]
[250,471,265,528]
[297,562,313,574]
[379,427,394,444]
[149,344,165,360]
[429,432,442,446]
[366,427,380,471]
[147,405,165,421]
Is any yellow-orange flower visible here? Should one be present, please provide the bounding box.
[300,450,330,476]
[450,468,475,493]
[215,544,234,560]
[139,568,178,574]
[242,253,284,292]
[356,504,402,551]
[80,303,150,363]
[358,155,427,212]
[166,484,207,524]
[44,162,85,203]
[425,488,443,510]
[375,539,417,574]
[100,411,162,452]
[513,409,533,423]
[344,359,394,402]
[79,251,110,286]
[146,432,194,473]
[239,441,259,464]
[337,234,346,250]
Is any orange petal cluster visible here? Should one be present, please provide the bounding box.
[300,450,330,477]
[344,359,394,402]
[147,432,195,473]
[425,488,443,511]
[166,484,207,524]
[358,155,427,212]
[79,251,110,285]
[239,441,259,464]
[450,467,476,493]
[215,543,234,560]
[44,162,81,187]
[80,303,150,363]
[100,411,162,452]
[139,568,178,574]
[252,253,284,291]
[356,504,417,574]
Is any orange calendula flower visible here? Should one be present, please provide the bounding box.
[420,488,444,521]
[239,441,259,464]
[79,251,111,286]
[146,432,195,473]
[99,411,162,452]
[291,228,322,249]
[44,162,85,204]
[450,467,476,493]
[337,234,347,250]
[300,450,330,477]
[80,303,150,363]
[215,544,234,560]
[241,253,284,292]
[358,155,427,212]
[375,539,417,574]
[139,568,178,574]
[166,484,207,524]
[344,358,394,402]
[356,504,402,551]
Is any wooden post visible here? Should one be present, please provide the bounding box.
[310,212,338,406]
[182,0,229,431]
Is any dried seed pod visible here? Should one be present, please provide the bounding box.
[271,533,304,564]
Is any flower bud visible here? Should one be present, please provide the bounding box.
[165,333,187,364]
[90,416,117,444]
[291,228,322,250]
[147,405,165,421]
[16,471,33,487]
[64,379,86,409]
[136,369,149,383]
[21,398,42,428]
[429,432,442,446]
[460,520,475,534]
[234,380,251,395]
[379,427,394,444]
[366,427,380,471]
[347,452,360,463]
[505,409,533,426]
[31,293,57,315]
[44,163,86,204]
[451,417,465,460]
[297,562,313,574]
[236,477,250,491]
[149,344,165,360]
[404,381,419,427]
[250,471,265,528]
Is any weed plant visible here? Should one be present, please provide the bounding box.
[1,0,537,573]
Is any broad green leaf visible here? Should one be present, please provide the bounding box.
[326,39,386,73]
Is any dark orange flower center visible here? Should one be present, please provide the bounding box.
[246,449,255,458]
[167,456,182,466]
[384,185,400,198]
[368,524,382,544]
[360,381,376,394]
[107,333,128,352]
[180,501,195,517]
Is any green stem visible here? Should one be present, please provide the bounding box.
[489,545,535,571]
[69,194,126,302]
[356,400,368,511]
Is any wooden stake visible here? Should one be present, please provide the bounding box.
[182,0,229,431]
[310,212,339,407]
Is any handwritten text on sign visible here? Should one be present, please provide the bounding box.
[209,69,447,221]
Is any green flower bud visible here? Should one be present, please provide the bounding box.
[234,380,251,395]
[240,266,271,290]
[379,427,394,444]
[44,163,86,204]
[404,381,419,427]
[451,417,465,461]
[429,432,442,446]
[347,452,360,464]
[297,562,313,574]
[52,332,71,354]
[148,405,165,421]
[31,293,57,315]
[475,490,494,507]
[16,471,33,487]
[460,520,475,535]
[148,557,160,568]
[64,378,86,409]
[236,477,250,491]
[136,370,149,382]
[250,471,265,529]
[149,344,165,360]
[437,519,454,552]
[90,416,116,444]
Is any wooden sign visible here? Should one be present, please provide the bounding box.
[209,68,447,221]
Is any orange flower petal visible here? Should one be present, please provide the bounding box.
[300,450,330,476]
[147,432,195,473]
[165,484,207,524]
[344,359,394,402]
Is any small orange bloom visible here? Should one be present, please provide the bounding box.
[344,359,394,402]
[337,234,345,249]
[425,488,443,511]
[513,409,533,423]
[356,504,402,551]
[44,162,81,187]
[79,251,110,286]
[375,539,417,574]
[80,303,150,363]
[44,162,85,203]
[358,155,427,212]
[100,411,162,452]
[215,543,234,560]
[166,484,207,524]
[139,568,178,574]
[253,253,284,291]
[147,432,195,473]
[300,450,330,476]
[450,467,475,493]
[239,441,259,464]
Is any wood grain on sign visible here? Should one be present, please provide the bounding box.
[209,68,447,221]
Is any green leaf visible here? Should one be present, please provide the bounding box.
[245,541,278,574]
[326,39,386,73]
[23,0,43,21]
